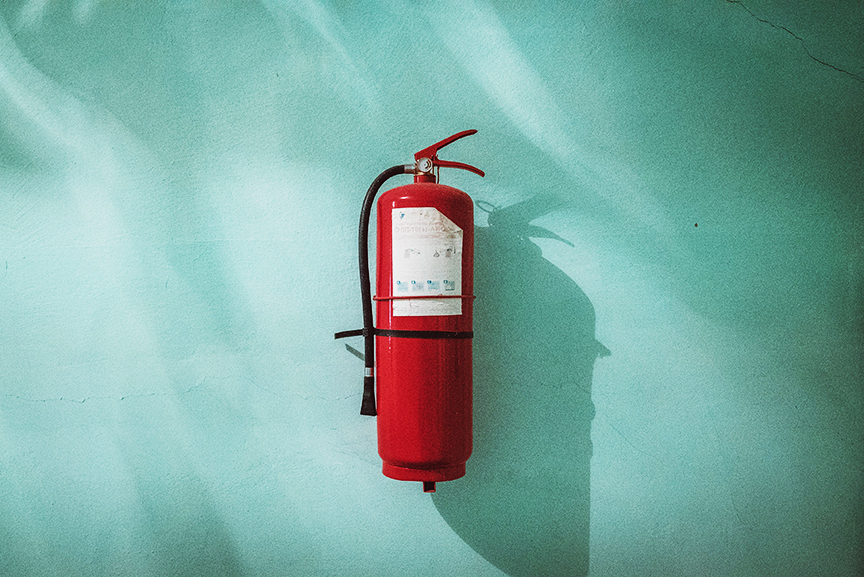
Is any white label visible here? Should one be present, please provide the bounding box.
[392,207,463,316]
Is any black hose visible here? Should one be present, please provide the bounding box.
[358,165,409,416]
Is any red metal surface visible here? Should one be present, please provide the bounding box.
[375,182,474,485]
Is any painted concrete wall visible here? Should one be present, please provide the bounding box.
[1,1,861,575]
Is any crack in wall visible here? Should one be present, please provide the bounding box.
[2,376,349,405]
[727,0,864,84]
[608,421,658,459]
[2,379,208,404]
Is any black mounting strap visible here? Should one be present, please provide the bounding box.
[334,328,366,340]
[335,328,473,340]
[376,328,474,339]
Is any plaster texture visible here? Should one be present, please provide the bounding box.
[1,1,862,575]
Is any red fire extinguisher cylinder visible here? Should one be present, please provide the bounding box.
[375,182,475,490]
[336,130,484,492]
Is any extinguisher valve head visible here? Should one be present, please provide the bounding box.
[415,157,434,173]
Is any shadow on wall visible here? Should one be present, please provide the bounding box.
[432,196,609,577]
[121,450,246,577]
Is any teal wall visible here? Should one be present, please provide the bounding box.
[1,1,862,575]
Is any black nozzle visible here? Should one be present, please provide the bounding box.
[423,482,436,493]
[360,375,377,416]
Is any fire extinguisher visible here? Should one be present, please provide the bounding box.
[336,130,484,492]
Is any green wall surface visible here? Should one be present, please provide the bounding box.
[1,1,862,575]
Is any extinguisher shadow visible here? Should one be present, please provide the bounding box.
[432,197,609,577]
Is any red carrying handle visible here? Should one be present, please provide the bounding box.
[414,130,485,177]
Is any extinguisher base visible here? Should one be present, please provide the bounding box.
[382,462,466,483]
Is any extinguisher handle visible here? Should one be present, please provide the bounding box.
[414,129,477,161]
[433,159,485,178]
[414,130,484,178]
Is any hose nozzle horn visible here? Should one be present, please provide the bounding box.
[412,129,485,182]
